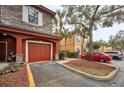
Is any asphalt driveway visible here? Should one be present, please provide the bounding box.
[29,60,124,87]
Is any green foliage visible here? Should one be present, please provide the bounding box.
[62,5,124,61]
[60,28,72,39]
[53,9,66,35]
[66,52,78,58]
[59,51,65,60]
[14,63,23,68]
[54,6,124,61]
[60,28,73,56]
[87,41,102,50]
[64,5,124,32]
[59,51,78,59]
[109,30,124,51]
[93,41,102,50]
[83,48,86,53]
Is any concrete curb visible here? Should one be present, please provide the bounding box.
[27,64,35,87]
[56,61,120,81]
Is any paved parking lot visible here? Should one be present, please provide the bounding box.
[30,60,124,87]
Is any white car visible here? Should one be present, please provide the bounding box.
[104,51,124,60]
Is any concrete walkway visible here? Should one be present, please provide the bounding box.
[56,58,78,64]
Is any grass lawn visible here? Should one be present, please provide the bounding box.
[64,60,116,76]
[0,64,29,87]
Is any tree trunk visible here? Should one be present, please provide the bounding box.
[89,31,93,61]
[81,37,85,54]
[88,22,93,61]
[60,21,63,32]
[65,38,67,56]
[112,46,114,51]
[102,45,104,52]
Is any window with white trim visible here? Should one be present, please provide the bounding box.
[23,6,43,26]
[28,7,38,25]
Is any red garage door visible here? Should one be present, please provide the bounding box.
[28,43,51,62]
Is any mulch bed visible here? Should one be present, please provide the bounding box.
[64,60,116,76]
[0,65,29,87]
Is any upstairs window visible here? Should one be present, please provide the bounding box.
[23,6,43,26]
[28,8,38,25]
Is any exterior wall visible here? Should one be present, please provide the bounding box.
[0,28,60,62]
[0,5,61,62]
[0,5,53,35]
[60,36,75,52]
[74,35,82,54]
[60,34,83,54]
[99,46,113,52]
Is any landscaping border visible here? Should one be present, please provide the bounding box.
[56,60,120,81]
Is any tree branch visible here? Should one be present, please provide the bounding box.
[69,22,89,30]
[92,5,100,18]
[97,5,124,18]
[82,11,91,20]
[80,23,89,30]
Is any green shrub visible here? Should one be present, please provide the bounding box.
[66,52,78,58]
[59,51,65,60]
[83,48,86,53]
[14,63,23,68]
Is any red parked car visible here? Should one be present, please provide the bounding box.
[80,52,112,62]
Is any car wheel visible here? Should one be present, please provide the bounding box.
[99,58,105,62]
[113,56,118,60]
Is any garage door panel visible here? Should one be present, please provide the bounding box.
[28,43,51,62]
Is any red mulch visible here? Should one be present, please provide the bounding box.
[64,59,116,76]
[0,65,29,87]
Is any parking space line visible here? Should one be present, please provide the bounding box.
[27,64,35,87]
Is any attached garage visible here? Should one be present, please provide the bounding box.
[26,40,53,63]
[0,5,61,63]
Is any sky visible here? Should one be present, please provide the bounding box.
[45,5,124,42]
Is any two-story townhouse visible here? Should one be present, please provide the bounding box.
[60,34,86,54]
[0,5,61,63]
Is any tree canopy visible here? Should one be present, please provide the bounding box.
[53,5,124,60]
[87,41,102,50]
[109,30,124,51]
[63,5,124,56]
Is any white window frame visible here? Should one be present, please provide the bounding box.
[28,7,39,25]
[22,6,43,26]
